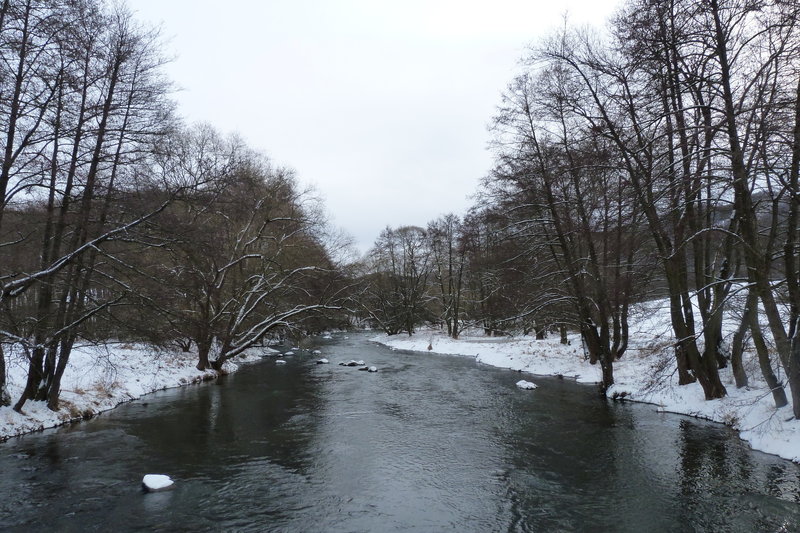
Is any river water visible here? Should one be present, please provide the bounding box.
[1,334,799,532]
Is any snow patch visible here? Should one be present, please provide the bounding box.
[1,343,263,442]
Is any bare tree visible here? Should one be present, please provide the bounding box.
[141,127,341,370]
[2,1,177,412]
[427,214,467,338]
[361,226,431,336]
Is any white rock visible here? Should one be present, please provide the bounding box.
[142,474,174,492]
[516,380,538,390]
[276,360,287,364]
[316,358,329,364]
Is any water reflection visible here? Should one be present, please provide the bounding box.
[677,419,800,532]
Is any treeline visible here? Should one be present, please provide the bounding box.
[0,1,344,412]
[358,0,800,418]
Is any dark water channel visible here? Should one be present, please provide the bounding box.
[2,334,800,532]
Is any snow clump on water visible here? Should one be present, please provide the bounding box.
[142,474,174,492]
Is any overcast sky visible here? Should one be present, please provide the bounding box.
[130,0,621,253]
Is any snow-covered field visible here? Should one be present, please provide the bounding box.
[373,299,800,464]
[0,343,268,442]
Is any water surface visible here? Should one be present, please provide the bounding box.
[2,334,799,532]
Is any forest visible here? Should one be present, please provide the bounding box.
[0,0,347,414]
[2,0,800,427]
[357,0,800,419]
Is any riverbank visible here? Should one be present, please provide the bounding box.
[373,301,800,464]
[0,343,267,442]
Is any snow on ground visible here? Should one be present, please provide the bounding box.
[373,298,800,464]
[0,343,266,442]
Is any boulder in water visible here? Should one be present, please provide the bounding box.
[339,360,365,367]
[516,380,537,390]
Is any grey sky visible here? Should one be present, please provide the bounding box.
[131,0,621,253]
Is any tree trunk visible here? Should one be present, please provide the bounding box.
[786,320,800,413]
[0,344,9,407]
[600,357,614,392]
[664,256,726,398]
[674,343,695,385]
[47,337,75,411]
[750,311,788,409]
[34,345,57,402]
[13,346,45,412]
[196,339,211,371]
[0,0,31,231]
[729,291,755,389]
[667,285,696,385]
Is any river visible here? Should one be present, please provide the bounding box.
[1,333,799,532]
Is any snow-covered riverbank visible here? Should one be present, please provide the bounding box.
[0,344,267,442]
[373,303,800,464]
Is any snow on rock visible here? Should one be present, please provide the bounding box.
[312,350,322,355]
[368,366,378,373]
[283,351,295,356]
[516,380,538,390]
[142,474,174,492]
[275,360,287,364]
[316,358,329,364]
